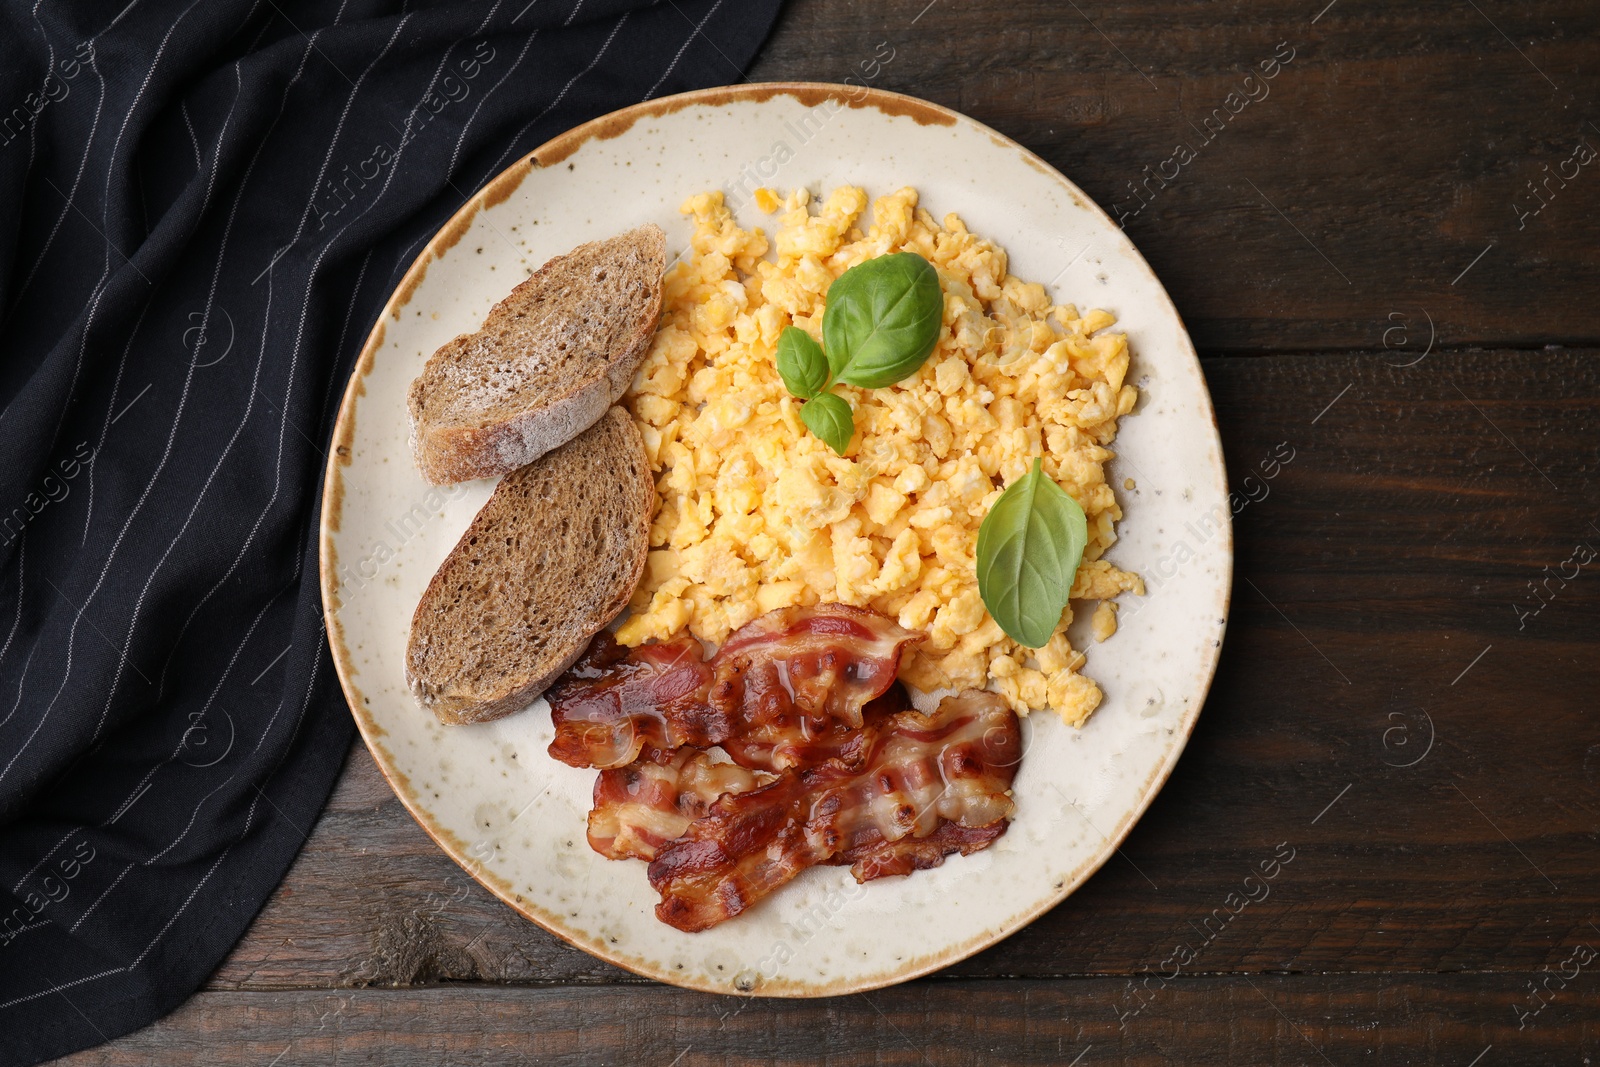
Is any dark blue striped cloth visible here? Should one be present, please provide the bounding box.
[0,1,782,1062]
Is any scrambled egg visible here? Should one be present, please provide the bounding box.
[616,186,1143,726]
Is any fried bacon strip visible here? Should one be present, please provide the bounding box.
[545,632,723,769]
[547,605,921,771]
[708,605,923,772]
[834,821,1009,883]
[716,672,914,773]
[646,689,1021,933]
[588,750,772,861]
[584,684,913,863]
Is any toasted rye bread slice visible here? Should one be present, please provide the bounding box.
[405,407,654,725]
[407,224,666,485]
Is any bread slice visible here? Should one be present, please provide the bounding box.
[407,224,666,485]
[405,407,654,725]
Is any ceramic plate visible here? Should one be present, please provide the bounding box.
[319,83,1231,996]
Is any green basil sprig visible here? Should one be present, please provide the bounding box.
[776,252,944,455]
[976,457,1089,648]
[776,326,829,399]
[823,252,944,387]
[799,392,854,454]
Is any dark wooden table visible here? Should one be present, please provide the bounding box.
[59,1,1600,1062]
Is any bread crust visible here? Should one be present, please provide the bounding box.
[404,408,654,725]
[407,225,665,485]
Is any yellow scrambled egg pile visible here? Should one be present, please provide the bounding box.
[616,186,1143,726]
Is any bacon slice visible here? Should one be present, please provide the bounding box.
[547,605,921,771]
[584,684,912,863]
[708,604,923,771]
[834,821,1008,882]
[647,689,1021,932]
[545,632,724,769]
[588,749,772,861]
[717,675,913,773]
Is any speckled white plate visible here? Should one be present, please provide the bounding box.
[319,83,1230,997]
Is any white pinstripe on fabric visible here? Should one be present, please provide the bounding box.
[87,67,252,743]
[0,598,81,791]
[10,22,320,890]
[2,921,50,941]
[11,52,106,308]
[11,0,401,923]
[96,0,145,39]
[8,532,288,898]
[43,646,326,986]
[68,861,133,933]
[34,0,204,312]
[9,0,166,303]
[19,11,364,881]
[180,101,202,171]
[242,11,275,53]
[448,25,541,176]
[142,775,237,865]
[241,616,321,772]
[34,0,212,571]
[0,282,115,795]
[312,246,373,434]
[645,0,723,100]
[264,15,411,281]
[0,536,25,670]
[0,968,124,1013]
[125,845,232,969]
[4,844,239,1012]
[3,657,318,1008]
[3,0,766,1025]
[150,38,322,698]
[81,298,151,542]
[104,584,285,831]
[78,624,329,983]
[351,1,503,234]
[148,13,401,710]
[0,645,38,738]
[11,0,167,306]
[478,11,631,183]
[24,0,57,180]
[432,0,518,177]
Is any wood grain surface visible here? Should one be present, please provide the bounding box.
[49,978,1600,1065]
[750,0,1600,353]
[56,0,1600,1062]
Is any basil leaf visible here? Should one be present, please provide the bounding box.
[776,326,830,399]
[822,252,943,389]
[800,392,855,456]
[976,457,1089,648]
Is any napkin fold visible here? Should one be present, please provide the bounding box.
[0,1,782,1062]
